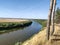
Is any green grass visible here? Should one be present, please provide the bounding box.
[0,21,32,34]
[33,19,47,27]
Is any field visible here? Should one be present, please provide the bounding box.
[0,18,29,22]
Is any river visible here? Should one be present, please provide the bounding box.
[0,21,42,45]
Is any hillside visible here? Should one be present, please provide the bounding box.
[20,24,60,45]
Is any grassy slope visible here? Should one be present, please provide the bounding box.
[21,27,47,45]
[21,22,60,45]
[33,19,47,27]
[21,24,60,45]
[45,24,60,45]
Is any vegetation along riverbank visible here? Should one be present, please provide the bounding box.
[0,19,32,34]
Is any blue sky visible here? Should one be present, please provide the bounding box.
[0,0,60,19]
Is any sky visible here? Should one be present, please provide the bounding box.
[0,0,60,19]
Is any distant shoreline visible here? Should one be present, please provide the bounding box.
[0,19,32,34]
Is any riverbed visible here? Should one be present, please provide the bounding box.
[0,22,42,45]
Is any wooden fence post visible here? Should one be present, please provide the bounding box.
[47,0,54,40]
[51,0,56,35]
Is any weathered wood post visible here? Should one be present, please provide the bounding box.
[51,0,56,35]
[47,0,54,40]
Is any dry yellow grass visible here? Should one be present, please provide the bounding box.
[45,24,60,45]
[21,27,47,45]
[0,19,29,22]
[21,24,60,45]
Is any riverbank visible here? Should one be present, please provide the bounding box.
[33,19,47,27]
[0,19,32,34]
[20,27,47,45]
[15,19,47,45]
[15,27,47,45]
[20,24,60,45]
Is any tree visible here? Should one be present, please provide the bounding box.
[55,7,60,23]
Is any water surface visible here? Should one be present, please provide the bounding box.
[0,22,42,45]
